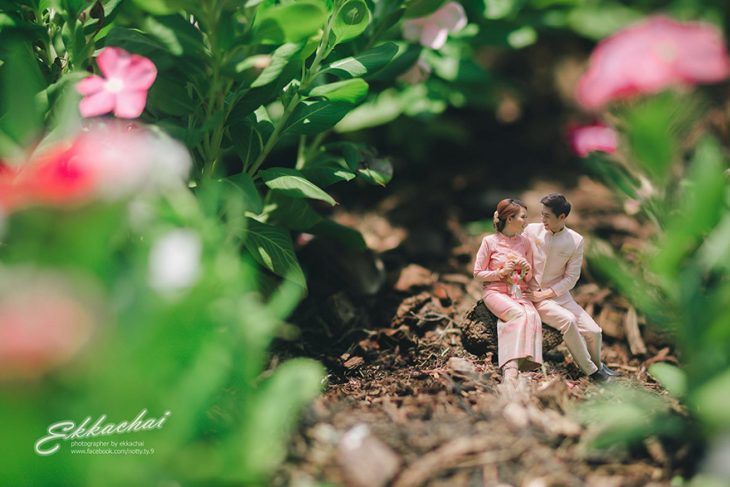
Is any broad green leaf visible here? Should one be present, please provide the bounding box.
[230,115,273,173]
[322,41,401,78]
[131,0,193,15]
[335,88,404,132]
[653,137,726,276]
[691,369,730,429]
[625,93,698,183]
[228,62,301,122]
[147,75,194,116]
[584,153,639,199]
[364,42,422,81]
[260,167,337,206]
[244,218,306,288]
[332,0,371,42]
[358,157,393,186]
[403,0,446,18]
[0,43,44,155]
[142,14,205,58]
[220,172,263,214]
[301,155,356,187]
[251,43,303,88]
[262,191,323,231]
[103,27,176,70]
[649,363,687,398]
[283,100,353,136]
[309,78,368,103]
[253,1,328,43]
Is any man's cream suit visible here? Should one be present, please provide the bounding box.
[524,222,602,375]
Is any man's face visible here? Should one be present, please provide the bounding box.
[540,205,566,233]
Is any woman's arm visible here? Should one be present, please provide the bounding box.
[473,237,504,282]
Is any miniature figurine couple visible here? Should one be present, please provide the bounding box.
[473,193,619,385]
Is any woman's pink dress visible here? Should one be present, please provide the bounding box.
[473,232,542,370]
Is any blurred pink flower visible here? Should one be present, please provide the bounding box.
[76,47,157,119]
[0,272,99,381]
[569,123,619,157]
[576,16,730,109]
[0,122,191,213]
[402,2,467,50]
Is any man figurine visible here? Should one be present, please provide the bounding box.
[523,193,618,382]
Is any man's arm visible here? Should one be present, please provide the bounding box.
[549,238,584,297]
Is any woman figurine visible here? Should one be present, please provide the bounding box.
[473,198,543,385]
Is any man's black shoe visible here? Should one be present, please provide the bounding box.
[589,367,613,383]
[600,364,620,377]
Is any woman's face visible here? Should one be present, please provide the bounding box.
[505,207,527,234]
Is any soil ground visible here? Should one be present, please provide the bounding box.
[269,164,688,487]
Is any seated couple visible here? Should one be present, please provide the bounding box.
[473,193,618,385]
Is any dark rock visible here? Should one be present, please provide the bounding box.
[458,300,563,357]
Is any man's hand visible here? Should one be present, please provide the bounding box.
[524,288,555,302]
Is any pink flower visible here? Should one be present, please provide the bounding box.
[0,122,191,213]
[76,47,157,119]
[576,16,730,109]
[402,2,467,50]
[569,123,619,157]
[0,271,100,381]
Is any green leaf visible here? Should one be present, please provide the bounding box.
[649,363,687,398]
[228,62,301,122]
[625,93,697,183]
[220,172,263,214]
[253,1,328,44]
[230,114,274,173]
[309,78,368,103]
[322,41,401,78]
[262,191,323,231]
[237,358,325,478]
[260,167,337,206]
[301,155,356,187]
[403,0,446,18]
[358,157,393,186]
[244,218,306,288]
[142,14,205,58]
[283,100,353,135]
[332,0,371,42]
[131,0,193,15]
[251,43,303,88]
[0,43,44,156]
[147,75,194,116]
[653,137,727,276]
[103,27,176,70]
[691,369,730,429]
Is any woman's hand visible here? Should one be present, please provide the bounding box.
[499,260,516,280]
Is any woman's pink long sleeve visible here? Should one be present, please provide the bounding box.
[473,237,502,282]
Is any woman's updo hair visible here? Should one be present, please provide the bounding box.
[493,198,527,233]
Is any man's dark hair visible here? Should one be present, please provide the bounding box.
[540,193,571,218]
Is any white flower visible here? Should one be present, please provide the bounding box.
[402,2,467,50]
[148,229,202,295]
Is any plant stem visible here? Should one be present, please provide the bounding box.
[246,7,339,177]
